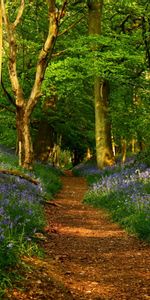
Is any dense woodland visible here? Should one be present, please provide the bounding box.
[0,1,150,297]
[0,0,150,168]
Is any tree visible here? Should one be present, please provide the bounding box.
[105,0,150,158]
[42,54,95,165]
[1,0,67,169]
[87,0,114,168]
[1,0,149,168]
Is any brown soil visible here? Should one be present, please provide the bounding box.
[5,172,150,300]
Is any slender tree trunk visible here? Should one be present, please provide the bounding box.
[121,138,127,164]
[86,147,92,160]
[131,138,136,153]
[88,0,115,168]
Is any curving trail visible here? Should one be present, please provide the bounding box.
[6,173,150,300]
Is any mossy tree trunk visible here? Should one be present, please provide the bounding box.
[88,0,115,169]
[94,79,115,168]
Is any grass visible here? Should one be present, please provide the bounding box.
[83,160,150,242]
[34,162,62,199]
[0,146,62,296]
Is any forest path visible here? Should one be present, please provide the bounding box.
[6,172,150,300]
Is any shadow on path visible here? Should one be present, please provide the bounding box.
[6,173,150,300]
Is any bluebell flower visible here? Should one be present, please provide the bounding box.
[7,242,14,249]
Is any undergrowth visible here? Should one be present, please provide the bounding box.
[0,146,62,296]
[83,160,150,242]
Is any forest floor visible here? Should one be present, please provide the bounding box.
[5,171,150,300]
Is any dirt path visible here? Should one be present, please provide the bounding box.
[6,173,150,300]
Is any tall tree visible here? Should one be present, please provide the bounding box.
[87,0,114,168]
[1,0,67,169]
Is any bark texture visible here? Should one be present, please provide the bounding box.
[2,0,66,169]
[88,0,115,168]
[34,120,55,163]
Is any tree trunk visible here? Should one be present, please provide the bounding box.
[121,138,127,164]
[94,79,115,168]
[16,106,33,169]
[2,0,67,169]
[88,0,115,168]
[34,120,55,162]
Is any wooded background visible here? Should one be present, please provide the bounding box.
[0,0,150,169]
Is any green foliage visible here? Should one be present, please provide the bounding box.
[42,55,95,156]
[0,147,62,295]
[84,188,150,241]
[0,112,16,148]
[0,148,24,174]
[1,0,150,164]
[137,149,150,167]
[33,162,62,198]
[84,164,150,242]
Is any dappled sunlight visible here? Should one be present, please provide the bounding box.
[6,173,150,299]
[57,224,124,238]
[44,175,150,299]
[65,279,117,299]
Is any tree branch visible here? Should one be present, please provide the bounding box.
[13,0,25,28]
[58,0,68,22]
[58,15,84,37]
[52,48,68,57]
[1,76,17,107]
[27,3,59,114]
[72,0,84,5]
[0,103,15,113]
[1,0,24,106]
[0,169,39,185]
[119,14,131,33]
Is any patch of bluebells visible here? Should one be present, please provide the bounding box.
[88,162,150,216]
[73,156,141,176]
[0,172,45,255]
[73,162,104,176]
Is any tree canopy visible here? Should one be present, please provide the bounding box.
[0,0,150,168]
